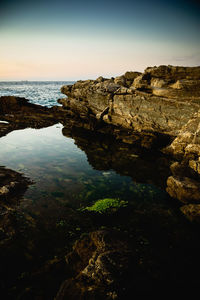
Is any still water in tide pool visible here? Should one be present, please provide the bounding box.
[0,124,170,220]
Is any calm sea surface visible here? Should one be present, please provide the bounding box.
[0,81,74,107]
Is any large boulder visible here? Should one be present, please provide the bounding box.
[60,66,200,144]
[166,176,200,203]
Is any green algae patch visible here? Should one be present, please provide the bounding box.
[81,198,128,214]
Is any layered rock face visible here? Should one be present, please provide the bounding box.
[165,109,200,218]
[60,65,200,217]
[60,66,200,142]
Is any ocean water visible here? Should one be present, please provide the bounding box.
[0,81,74,107]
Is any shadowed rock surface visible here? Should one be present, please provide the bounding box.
[0,96,65,138]
[55,224,200,299]
[55,230,135,300]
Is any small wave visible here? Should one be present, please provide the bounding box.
[0,81,73,107]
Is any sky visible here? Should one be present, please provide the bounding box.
[0,0,200,80]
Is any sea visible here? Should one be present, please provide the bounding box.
[0,81,75,107]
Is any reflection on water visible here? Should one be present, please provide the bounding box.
[1,123,200,299]
[0,123,171,218]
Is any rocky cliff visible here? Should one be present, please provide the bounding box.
[60,65,200,215]
[60,65,200,143]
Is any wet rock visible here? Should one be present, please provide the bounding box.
[0,96,65,138]
[0,167,31,200]
[180,204,200,223]
[0,167,31,240]
[166,176,200,203]
[55,230,135,300]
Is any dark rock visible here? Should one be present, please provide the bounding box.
[0,166,31,201]
[0,96,65,138]
[166,176,200,203]
[0,167,31,241]
[55,230,137,300]
[180,204,200,223]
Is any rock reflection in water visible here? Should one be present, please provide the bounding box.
[62,126,172,189]
[0,123,184,299]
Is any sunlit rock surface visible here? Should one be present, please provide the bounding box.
[60,65,200,205]
[60,65,200,140]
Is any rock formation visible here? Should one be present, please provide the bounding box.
[60,65,200,145]
[55,230,135,300]
[60,65,200,216]
[55,225,200,299]
[0,96,65,138]
[1,69,200,298]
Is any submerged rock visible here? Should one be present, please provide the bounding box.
[0,167,31,200]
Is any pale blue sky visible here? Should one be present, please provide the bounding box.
[0,0,199,80]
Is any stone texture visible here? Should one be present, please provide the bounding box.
[60,65,200,203]
[164,110,200,160]
[180,204,200,222]
[55,230,136,300]
[60,66,200,144]
[166,176,200,203]
[164,110,200,203]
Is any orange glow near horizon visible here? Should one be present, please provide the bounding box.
[0,18,199,81]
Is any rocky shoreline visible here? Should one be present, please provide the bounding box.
[0,65,200,299]
[60,65,200,219]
